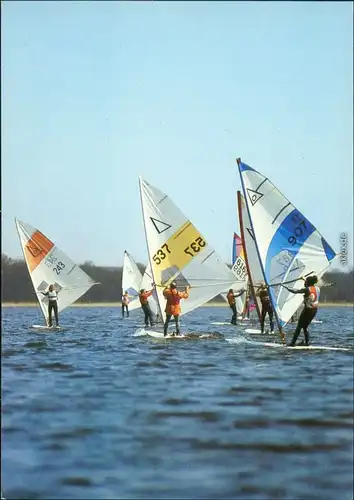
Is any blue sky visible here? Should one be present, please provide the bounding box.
[2,1,353,269]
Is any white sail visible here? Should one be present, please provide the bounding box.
[140,263,159,316]
[237,159,337,329]
[15,219,98,324]
[122,252,159,315]
[237,191,263,321]
[139,177,243,322]
[232,232,248,315]
[221,233,248,315]
[122,251,143,312]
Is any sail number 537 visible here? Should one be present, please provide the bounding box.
[184,237,206,257]
[153,243,171,265]
[152,236,206,267]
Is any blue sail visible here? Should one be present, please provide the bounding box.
[237,158,337,330]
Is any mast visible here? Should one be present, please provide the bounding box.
[236,196,262,322]
[138,177,164,320]
[14,218,48,324]
[232,232,249,317]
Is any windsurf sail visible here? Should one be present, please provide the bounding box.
[237,191,262,321]
[222,233,248,315]
[122,251,159,316]
[140,263,159,317]
[237,158,337,339]
[122,251,144,312]
[232,232,249,315]
[139,177,244,322]
[15,219,99,325]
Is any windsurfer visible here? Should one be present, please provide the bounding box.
[227,288,246,325]
[284,275,320,346]
[121,291,130,318]
[41,284,59,327]
[242,289,250,320]
[243,286,256,320]
[257,284,274,334]
[163,282,190,336]
[139,289,154,327]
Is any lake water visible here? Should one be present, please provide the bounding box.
[2,305,353,499]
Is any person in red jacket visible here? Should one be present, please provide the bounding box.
[139,289,154,327]
[163,282,190,336]
[226,288,246,325]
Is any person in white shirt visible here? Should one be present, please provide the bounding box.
[121,291,130,318]
[41,284,59,327]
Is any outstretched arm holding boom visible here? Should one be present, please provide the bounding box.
[282,284,307,295]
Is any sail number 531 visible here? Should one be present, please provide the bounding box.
[184,237,206,257]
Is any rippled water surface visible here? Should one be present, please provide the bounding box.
[2,305,354,499]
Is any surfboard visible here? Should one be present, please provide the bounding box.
[211,321,250,326]
[263,342,351,351]
[245,328,275,335]
[211,322,236,326]
[146,330,186,340]
[245,328,262,334]
[31,325,67,332]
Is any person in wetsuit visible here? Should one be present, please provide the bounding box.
[121,291,130,318]
[242,289,250,320]
[41,284,59,327]
[257,284,274,334]
[163,282,189,336]
[139,288,154,327]
[284,275,320,346]
[226,288,246,325]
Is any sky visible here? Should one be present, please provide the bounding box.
[2,1,353,270]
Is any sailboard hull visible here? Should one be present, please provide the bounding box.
[263,342,351,351]
[245,328,275,335]
[211,320,249,326]
[31,325,67,332]
[145,329,186,340]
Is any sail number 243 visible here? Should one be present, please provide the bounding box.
[45,254,66,274]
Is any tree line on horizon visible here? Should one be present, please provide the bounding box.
[1,253,353,304]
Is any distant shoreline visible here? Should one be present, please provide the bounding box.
[2,302,353,308]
